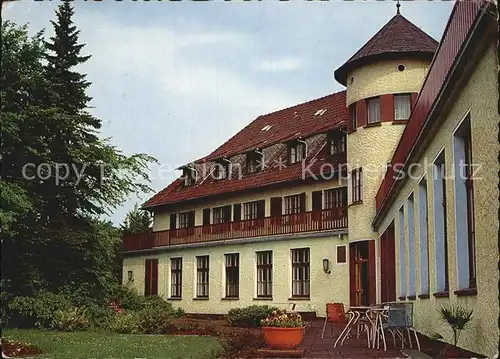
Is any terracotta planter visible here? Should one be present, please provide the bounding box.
[262,326,305,350]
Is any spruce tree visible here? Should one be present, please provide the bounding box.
[45,1,91,113]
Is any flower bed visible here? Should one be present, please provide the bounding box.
[1,338,42,358]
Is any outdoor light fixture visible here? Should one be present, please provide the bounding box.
[127,270,134,282]
[322,258,331,274]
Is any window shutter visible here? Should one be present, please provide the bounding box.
[151,259,158,296]
[188,211,195,228]
[233,203,242,222]
[257,200,265,219]
[357,100,367,127]
[270,197,282,217]
[170,213,177,230]
[312,191,322,211]
[299,192,306,213]
[144,259,151,296]
[203,208,211,226]
[223,206,232,223]
[381,94,394,122]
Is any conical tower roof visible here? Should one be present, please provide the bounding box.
[334,13,439,86]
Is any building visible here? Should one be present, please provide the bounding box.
[122,1,499,356]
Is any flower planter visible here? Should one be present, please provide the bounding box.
[262,326,305,350]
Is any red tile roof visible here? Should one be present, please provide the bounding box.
[143,91,348,209]
[202,91,347,162]
[334,13,439,85]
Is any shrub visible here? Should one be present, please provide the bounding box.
[110,286,146,311]
[137,304,174,334]
[106,311,140,334]
[173,307,185,318]
[51,307,90,332]
[227,305,279,328]
[8,292,72,328]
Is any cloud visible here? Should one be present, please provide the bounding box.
[255,58,303,72]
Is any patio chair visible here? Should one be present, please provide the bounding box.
[321,303,347,339]
[380,302,420,351]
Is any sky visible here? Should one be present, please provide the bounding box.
[4,0,455,225]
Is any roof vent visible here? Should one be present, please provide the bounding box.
[314,109,327,116]
[261,125,273,132]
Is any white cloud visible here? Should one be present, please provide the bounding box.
[256,58,303,71]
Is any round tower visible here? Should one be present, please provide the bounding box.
[334,9,438,244]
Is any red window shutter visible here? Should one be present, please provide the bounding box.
[368,241,376,305]
[380,94,394,122]
[270,197,282,217]
[257,200,265,219]
[202,208,211,226]
[312,191,322,211]
[357,100,367,127]
[233,203,242,222]
[299,193,306,213]
[144,259,151,296]
[169,213,177,230]
[151,259,158,296]
[187,211,195,228]
[411,92,418,110]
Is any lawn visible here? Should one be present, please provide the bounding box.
[3,329,222,359]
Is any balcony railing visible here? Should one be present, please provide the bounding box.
[123,207,348,252]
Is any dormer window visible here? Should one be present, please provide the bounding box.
[289,141,306,164]
[182,167,196,187]
[246,150,263,174]
[329,132,346,156]
[213,160,230,180]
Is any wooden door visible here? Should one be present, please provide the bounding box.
[350,240,376,306]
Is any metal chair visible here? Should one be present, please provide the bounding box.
[321,303,347,339]
[381,302,420,351]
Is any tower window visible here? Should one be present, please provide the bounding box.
[394,94,411,120]
[367,97,381,124]
[349,104,357,131]
[398,64,406,72]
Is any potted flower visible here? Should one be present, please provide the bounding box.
[432,304,473,358]
[260,310,305,350]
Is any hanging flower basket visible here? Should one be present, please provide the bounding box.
[260,310,305,350]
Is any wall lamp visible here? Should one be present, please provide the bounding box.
[127,270,134,282]
[322,258,331,274]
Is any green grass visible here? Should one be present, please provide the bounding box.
[3,329,222,359]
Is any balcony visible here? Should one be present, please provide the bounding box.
[122,208,348,252]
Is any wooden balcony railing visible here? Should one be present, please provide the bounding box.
[122,207,348,252]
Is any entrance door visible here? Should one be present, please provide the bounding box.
[349,240,376,306]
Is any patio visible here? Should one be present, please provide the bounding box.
[296,319,405,359]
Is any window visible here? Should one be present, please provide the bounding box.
[351,168,363,203]
[196,256,209,298]
[144,258,158,297]
[398,207,406,297]
[284,194,305,215]
[453,118,476,290]
[407,194,416,297]
[244,200,265,220]
[337,245,347,264]
[256,251,272,298]
[178,211,195,229]
[170,258,182,298]
[324,188,347,209]
[225,253,239,298]
[433,153,449,293]
[289,141,306,164]
[329,132,346,155]
[394,94,411,120]
[213,205,231,224]
[349,104,357,130]
[214,161,230,180]
[418,178,430,295]
[367,97,381,124]
[183,167,196,187]
[246,151,263,174]
[291,248,310,297]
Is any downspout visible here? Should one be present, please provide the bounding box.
[297,138,309,158]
